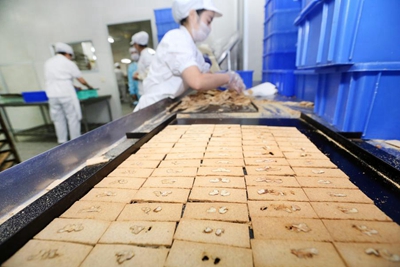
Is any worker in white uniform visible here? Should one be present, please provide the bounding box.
[131,31,156,98]
[44,42,93,144]
[114,62,127,102]
[133,0,245,111]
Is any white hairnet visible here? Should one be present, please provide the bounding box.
[130,31,149,46]
[114,62,120,68]
[55,42,74,56]
[172,0,222,24]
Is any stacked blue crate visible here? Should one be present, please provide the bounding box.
[154,8,180,43]
[262,0,301,97]
[293,0,400,139]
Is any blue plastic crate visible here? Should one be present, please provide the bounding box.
[262,70,295,97]
[295,0,400,68]
[263,52,297,70]
[154,8,175,23]
[266,0,301,15]
[312,63,400,139]
[294,69,318,102]
[264,9,299,35]
[301,0,314,10]
[236,70,254,89]
[21,91,48,103]
[264,32,298,54]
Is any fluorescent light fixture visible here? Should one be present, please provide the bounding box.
[108,37,114,43]
[92,55,97,60]
[121,58,131,64]
[91,47,95,52]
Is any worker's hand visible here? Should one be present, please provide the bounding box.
[133,72,140,81]
[227,71,246,93]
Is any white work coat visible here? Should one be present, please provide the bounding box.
[134,26,210,111]
[136,47,156,96]
[44,54,82,120]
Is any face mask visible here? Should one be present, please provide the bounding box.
[192,15,211,43]
[131,53,139,61]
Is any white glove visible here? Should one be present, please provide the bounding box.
[227,71,246,93]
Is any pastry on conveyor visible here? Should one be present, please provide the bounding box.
[245,175,300,188]
[247,200,318,219]
[287,158,337,168]
[165,153,204,160]
[80,188,137,204]
[291,167,349,178]
[244,157,289,166]
[80,244,168,267]
[303,188,374,203]
[133,188,190,203]
[193,176,246,189]
[142,176,194,189]
[117,203,183,222]
[165,241,253,267]
[107,168,154,178]
[118,159,161,169]
[182,202,249,223]
[251,239,346,267]
[247,186,309,202]
[60,200,125,221]
[245,165,295,176]
[2,240,93,267]
[189,187,247,203]
[201,158,245,167]
[95,177,146,190]
[151,167,198,177]
[296,176,358,189]
[159,159,201,168]
[203,152,244,159]
[197,166,244,176]
[174,219,250,248]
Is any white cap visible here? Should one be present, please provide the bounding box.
[55,42,74,56]
[130,31,149,46]
[172,0,223,23]
[114,62,120,68]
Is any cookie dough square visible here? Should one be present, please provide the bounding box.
[34,218,110,245]
[99,221,175,246]
[201,158,245,167]
[95,177,146,190]
[334,242,400,267]
[242,145,281,152]
[60,201,125,221]
[174,141,208,147]
[304,188,373,203]
[207,141,242,147]
[189,187,247,203]
[193,176,246,189]
[244,157,289,166]
[142,142,175,148]
[142,177,194,189]
[242,140,278,147]
[80,188,137,203]
[245,165,295,176]
[248,201,318,219]
[165,241,253,267]
[322,220,400,243]
[2,240,93,267]
[245,175,300,188]
[243,150,284,158]
[151,167,198,177]
[183,203,249,223]
[292,167,348,178]
[209,137,242,143]
[174,219,250,248]
[80,244,168,267]
[197,167,244,176]
[159,159,201,168]
[311,202,392,221]
[287,159,337,168]
[118,160,160,169]
[108,168,154,178]
[296,177,357,189]
[203,152,244,159]
[165,153,204,160]
[283,151,329,160]
[136,147,172,154]
[247,187,308,202]
[252,217,332,242]
[117,203,183,222]
[133,188,190,203]
[125,153,166,161]
[206,146,243,153]
[169,147,206,153]
[251,239,345,267]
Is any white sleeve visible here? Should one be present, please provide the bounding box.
[163,40,199,76]
[68,60,82,78]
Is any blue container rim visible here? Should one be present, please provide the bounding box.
[262,70,295,74]
[154,7,173,12]
[263,31,298,40]
[296,62,400,73]
[265,8,302,23]
[294,0,323,25]
[264,51,297,57]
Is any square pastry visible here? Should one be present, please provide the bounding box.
[173,141,208,147]
[125,153,166,161]
[296,177,357,189]
[244,157,289,166]
[174,219,250,248]
[108,168,154,178]
[245,165,295,176]
[142,177,194,189]
[251,239,346,267]
[242,140,278,147]
[80,188,137,203]
[193,176,246,189]
[304,188,373,203]
[80,244,168,267]
[118,160,160,169]
[243,150,284,158]
[99,221,175,246]
[283,151,329,160]
[197,167,244,176]
[158,159,201,168]
[133,188,190,203]
[95,177,146,190]
[201,158,245,167]
[165,153,204,160]
[135,147,172,155]
[242,145,281,152]
[245,175,300,188]
[334,242,400,267]
[292,167,348,178]
[183,202,249,223]
[278,146,321,153]
[117,203,183,222]
[311,202,392,221]
[169,147,206,154]
[247,201,318,219]
[142,142,175,148]
[323,220,400,243]
[287,159,337,168]
[164,241,253,267]
[247,187,308,202]
[34,218,110,245]
[203,152,244,159]
[252,217,332,242]
[151,167,198,177]
[2,240,93,267]
[207,142,242,147]
[189,187,247,203]
[205,146,243,153]
[60,201,125,221]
